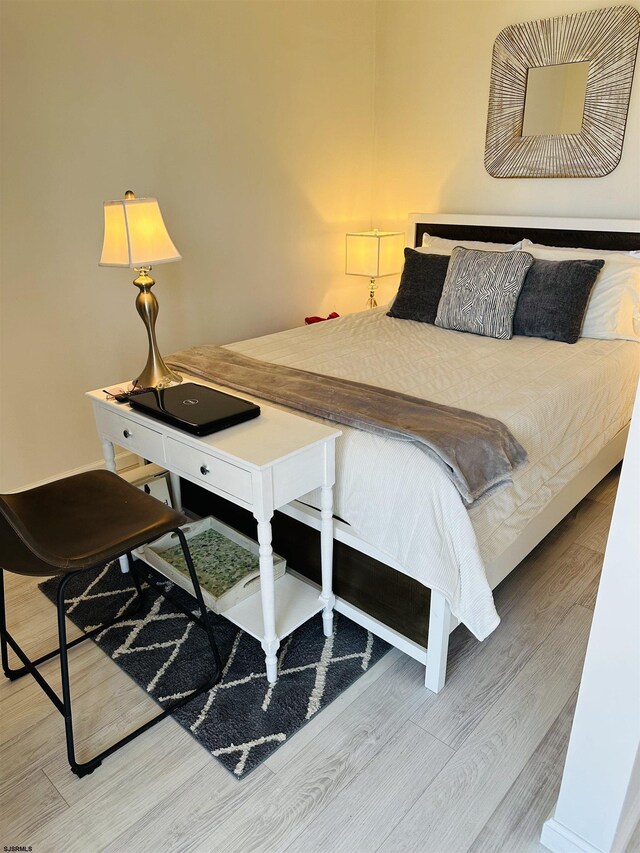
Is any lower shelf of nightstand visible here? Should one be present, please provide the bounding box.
[222,573,324,642]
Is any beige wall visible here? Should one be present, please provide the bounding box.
[372,0,640,239]
[0,0,376,491]
[2,0,639,491]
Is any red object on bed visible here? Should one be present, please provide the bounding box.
[305,312,340,325]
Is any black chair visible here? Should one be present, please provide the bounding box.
[0,469,222,777]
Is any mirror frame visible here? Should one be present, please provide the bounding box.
[484,5,640,178]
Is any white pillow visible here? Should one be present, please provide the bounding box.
[522,238,640,258]
[420,233,522,255]
[522,242,640,342]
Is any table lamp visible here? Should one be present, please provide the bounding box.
[345,230,405,308]
[99,191,182,389]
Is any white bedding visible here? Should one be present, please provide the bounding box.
[227,308,639,639]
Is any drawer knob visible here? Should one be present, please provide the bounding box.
[200,465,209,476]
[123,429,131,439]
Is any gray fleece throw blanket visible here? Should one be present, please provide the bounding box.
[167,346,527,505]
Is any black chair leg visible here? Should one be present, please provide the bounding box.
[53,536,223,778]
[133,532,224,680]
[56,571,146,777]
[56,572,100,777]
[1,567,77,685]
[0,563,145,683]
[174,528,223,677]
[0,568,12,679]
[2,536,223,778]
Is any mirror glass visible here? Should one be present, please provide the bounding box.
[522,61,590,136]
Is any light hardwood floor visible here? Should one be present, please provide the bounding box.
[0,467,636,853]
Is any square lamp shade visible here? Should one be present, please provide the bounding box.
[345,230,405,279]
[99,196,181,268]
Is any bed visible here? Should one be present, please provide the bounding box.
[178,213,640,692]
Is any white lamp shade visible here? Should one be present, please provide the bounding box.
[99,197,181,267]
[345,231,404,278]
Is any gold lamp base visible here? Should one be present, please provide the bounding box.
[132,268,182,389]
[367,278,378,309]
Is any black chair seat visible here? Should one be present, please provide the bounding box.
[0,470,187,574]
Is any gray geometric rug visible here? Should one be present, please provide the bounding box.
[40,561,389,778]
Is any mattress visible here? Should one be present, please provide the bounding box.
[226,308,638,638]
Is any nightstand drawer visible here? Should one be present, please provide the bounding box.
[96,408,164,461]
[165,436,252,503]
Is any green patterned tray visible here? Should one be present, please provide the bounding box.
[136,516,286,613]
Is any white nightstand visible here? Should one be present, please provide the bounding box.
[87,382,340,683]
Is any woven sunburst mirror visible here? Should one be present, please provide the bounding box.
[485,5,640,178]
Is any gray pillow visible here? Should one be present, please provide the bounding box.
[513,258,605,344]
[435,247,534,339]
[387,249,449,323]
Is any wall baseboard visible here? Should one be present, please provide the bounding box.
[4,451,140,494]
[541,812,603,853]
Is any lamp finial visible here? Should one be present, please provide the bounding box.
[124,190,136,199]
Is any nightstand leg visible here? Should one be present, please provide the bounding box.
[168,472,182,511]
[257,518,279,683]
[101,438,116,472]
[320,485,335,637]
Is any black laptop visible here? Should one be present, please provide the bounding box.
[128,383,260,436]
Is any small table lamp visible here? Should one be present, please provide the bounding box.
[99,191,182,389]
[345,230,405,308]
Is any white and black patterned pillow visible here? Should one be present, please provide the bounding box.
[435,247,534,339]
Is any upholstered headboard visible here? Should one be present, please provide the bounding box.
[408,213,640,253]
